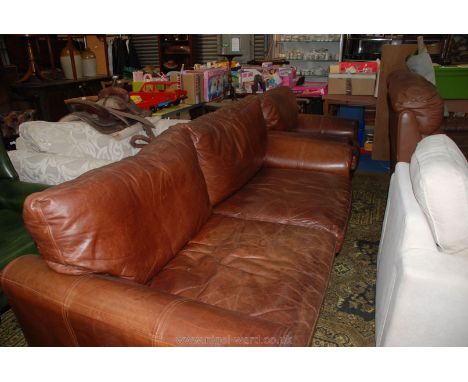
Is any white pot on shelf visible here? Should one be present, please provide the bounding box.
[60,46,83,80]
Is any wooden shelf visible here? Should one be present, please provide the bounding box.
[280,40,341,43]
[158,35,193,73]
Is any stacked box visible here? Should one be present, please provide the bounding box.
[181,73,202,105]
[434,66,468,99]
[328,61,379,96]
[328,73,377,96]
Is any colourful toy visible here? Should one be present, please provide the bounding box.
[129,81,187,112]
[291,81,328,97]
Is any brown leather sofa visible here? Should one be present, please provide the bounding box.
[260,86,360,170]
[1,96,353,346]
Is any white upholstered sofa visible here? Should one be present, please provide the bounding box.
[8,117,188,185]
[376,134,468,346]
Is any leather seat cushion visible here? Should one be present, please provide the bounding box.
[149,214,336,346]
[214,167,351,251]
[22,127,212,284]
[183,96,267,205]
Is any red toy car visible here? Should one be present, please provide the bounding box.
[129,81,187,112]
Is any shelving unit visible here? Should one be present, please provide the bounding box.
[275,34,343,80]
[342,34,451,63]
[158,35,193,73]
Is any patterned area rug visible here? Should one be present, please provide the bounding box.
[312,172,389,346]
[0,172,389,347]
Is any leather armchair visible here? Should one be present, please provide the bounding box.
[0,139,47,312]
[260,86,360,170]
[387,69,445,171]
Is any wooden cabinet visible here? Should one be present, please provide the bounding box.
[158,35,193,73]
[9,75,109,122]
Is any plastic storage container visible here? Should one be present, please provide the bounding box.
[434,66,468,99]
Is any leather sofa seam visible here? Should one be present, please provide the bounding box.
[34,201,67,264]
[61,274,92,346]
[151,298,190,346]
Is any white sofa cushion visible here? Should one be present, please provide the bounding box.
[17,118,188,161]
[8,149,112,185]
[10,118,190,185]
[410,134,468,254]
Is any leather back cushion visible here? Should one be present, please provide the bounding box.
[410,134,468,254]
[23,126,211,283]
[260,86,299,131]
[184,96,267,205]
[388,70,444,135]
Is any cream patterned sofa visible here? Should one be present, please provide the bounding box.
[376,134,468,346]
[8,117,188,185]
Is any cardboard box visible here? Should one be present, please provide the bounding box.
[181,73,202,105]
[339,61,378,74]
[169,73,182,90]
[184,68,226,102]
[328,73,376,96]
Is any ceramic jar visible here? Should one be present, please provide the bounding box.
[81,48,97,77]
[60,46,83,79]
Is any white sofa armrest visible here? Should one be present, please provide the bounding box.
[377,162,468,346]
[381,248,468,346]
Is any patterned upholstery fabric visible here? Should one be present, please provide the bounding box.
[8,118,189,185]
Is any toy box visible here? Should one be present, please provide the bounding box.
[291,81,328,97]
[337,61,379,74]
[184,68,226,102]
[238,65,294,94]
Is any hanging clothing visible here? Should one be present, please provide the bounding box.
[127,36,141,69]
[112,37,129,77]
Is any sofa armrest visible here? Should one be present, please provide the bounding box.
[1,256,293,346]
[377,248,468,346]
[296,114,358,144]
[0,179,48,212]
[264,132,352,177]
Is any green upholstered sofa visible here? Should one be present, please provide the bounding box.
[0,140,48,312]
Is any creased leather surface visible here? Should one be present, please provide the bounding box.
[388,70,444,135]
[260,86,299,131]
[265,131,352,177]
[214,167,351,251]
[1,255,292,346]
[183,96,267,205]
[149,214,337,346]
[23,126,211,283]
[296,114,358,144]
[260,87,359,169]
[267,130,359,171]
